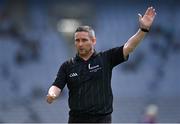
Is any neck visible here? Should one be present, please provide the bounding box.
[79,49,94,61]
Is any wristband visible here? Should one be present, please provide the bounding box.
[140,28,149,32]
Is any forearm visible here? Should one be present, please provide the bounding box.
[47,85,61,104]
[123,29,147,57]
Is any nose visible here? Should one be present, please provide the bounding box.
[78,41,83,47]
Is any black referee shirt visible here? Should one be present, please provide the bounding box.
[52,45,128,116]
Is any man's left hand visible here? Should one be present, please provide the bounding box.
[138,7,156,30]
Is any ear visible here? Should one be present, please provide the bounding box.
[92,37,96,45]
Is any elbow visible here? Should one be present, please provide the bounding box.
[124,43,135,55]
[126,47,134,53]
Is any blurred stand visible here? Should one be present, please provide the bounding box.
[0,0,180,123]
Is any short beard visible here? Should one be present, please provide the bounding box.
[78,47,93,57]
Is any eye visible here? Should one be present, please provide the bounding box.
[82,38,88,42]
[75,39,80,42]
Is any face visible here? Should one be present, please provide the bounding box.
[74,31,96,57]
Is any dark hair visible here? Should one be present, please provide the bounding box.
[75,26,95,37]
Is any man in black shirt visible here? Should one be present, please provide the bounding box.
[46,7,156,123]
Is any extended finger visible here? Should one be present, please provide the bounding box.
[138,13,142,21]
[144,7,152,15]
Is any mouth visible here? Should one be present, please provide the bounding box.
[79,50,84,53]
[79,48,84,51]
[78,48,86,54]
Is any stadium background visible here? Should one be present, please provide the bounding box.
[0,0,180,123]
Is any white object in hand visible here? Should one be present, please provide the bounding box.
[49,91,57,97]
[48,85,61,98]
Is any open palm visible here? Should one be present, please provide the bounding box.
[139,7,156,29]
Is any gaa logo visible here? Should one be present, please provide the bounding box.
[69,73,78,77]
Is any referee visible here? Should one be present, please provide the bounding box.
[46,7,156,123]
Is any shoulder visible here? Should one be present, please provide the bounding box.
[104,46,124,53]
[101,46,125,59]
[67,57,76,65]
[62,57,76,67]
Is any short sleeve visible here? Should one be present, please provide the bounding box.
[104,45,129,68]
[52,62,67,90]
